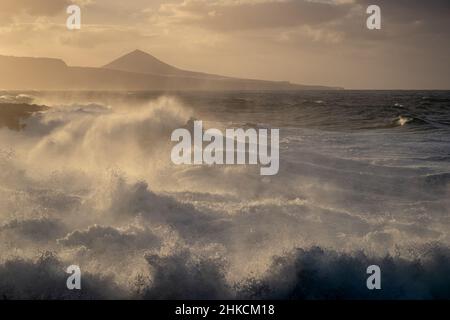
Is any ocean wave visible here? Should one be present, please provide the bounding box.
[0,92,449,299]
[0,217,66,243]
[0,252,126,299]
[0,93,35,105]
[58,225,161,252]
[238,245,450,300]
[0,103,47,131]
[1,245,449,300]
[142,250,231,299]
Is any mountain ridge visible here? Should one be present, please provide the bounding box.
[0,50,344,91]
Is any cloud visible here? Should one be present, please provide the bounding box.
[58,25,155,48]
[151,0,450,44]
[357,0,450,25]
[0,0,70,17]
[154,0,353,32]
[0,0,448,88]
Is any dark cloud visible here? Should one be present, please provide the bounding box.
[160,0,450,40]
[160,0,353,31]
[358,0,450,24]
[350,0,450,40]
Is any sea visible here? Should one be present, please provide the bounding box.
[0,90,449,299]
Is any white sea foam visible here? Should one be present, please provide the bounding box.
[0,93,449,299]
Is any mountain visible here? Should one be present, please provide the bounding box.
[103,49,227,80]
[0,51,343,91]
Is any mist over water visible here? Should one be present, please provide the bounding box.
[0,91,449,299]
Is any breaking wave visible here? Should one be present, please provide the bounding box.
[0,91,449,299]
[1,246,449,300]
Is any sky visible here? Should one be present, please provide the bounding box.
[0,0,449,89]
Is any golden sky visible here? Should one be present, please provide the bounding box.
[0,0,449,89]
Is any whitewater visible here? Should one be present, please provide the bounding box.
[0,90,449,299]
